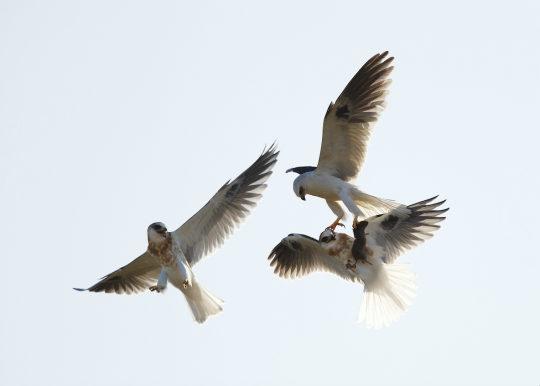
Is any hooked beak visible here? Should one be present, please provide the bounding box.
[301,194,306,201]
[156,229,167,238]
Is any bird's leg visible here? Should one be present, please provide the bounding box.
[183,279,189,289]
[327,216,345,231]
[353,217,360,229]
[149,286,165,293]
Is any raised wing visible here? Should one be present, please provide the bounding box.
[268,234,359,283]
[317,51,394,182]
[174,144,279,267]
[74,252,162,295]
[366,197,449,264]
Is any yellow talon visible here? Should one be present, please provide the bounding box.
[345,260,356,270]
[327,216,345,231]
[149,286,165,293]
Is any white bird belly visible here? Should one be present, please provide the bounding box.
[309,174,348,200]
[164,265,186,284]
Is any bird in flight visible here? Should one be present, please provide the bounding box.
[267,197,448,329]
[287,51,402,230]
[75,145,279,324]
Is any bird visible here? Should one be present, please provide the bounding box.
[267,197,448,329]
[75,144,279,324]
[287,51,403,230]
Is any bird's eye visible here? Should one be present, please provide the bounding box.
[321,237,328,243]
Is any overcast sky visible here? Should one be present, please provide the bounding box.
[1,1,539,385]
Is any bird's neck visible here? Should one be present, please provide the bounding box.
[147,233,173,256]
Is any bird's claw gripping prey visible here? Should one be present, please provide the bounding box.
[183,279,189,289]
[149,286,165,293]
[345,260,357,270]
[286,52,405,226]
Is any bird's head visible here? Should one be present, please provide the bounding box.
[293,175,307,201]
[319,228,337,245]
[148,222,168,243]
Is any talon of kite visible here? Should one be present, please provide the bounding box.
[149,286,165,293]
[345,260,356,270]
[183,279,189,289]
[327,217,344,231]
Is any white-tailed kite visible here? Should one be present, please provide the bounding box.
[287,51,402,230]
[267,197,448,329]
[75,145,279,324]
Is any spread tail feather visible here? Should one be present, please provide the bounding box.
[357,263,417,329]
[182,281,224,324]
[351,189,404,219]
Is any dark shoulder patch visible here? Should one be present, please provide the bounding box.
[296,234,319,243]
[290,241,303,251]
[381,215,399,230]
[336,104,349,119]
[225,183,239,197]
[375,214,383,218]
[287,166,317,175]
[109,276,121,282]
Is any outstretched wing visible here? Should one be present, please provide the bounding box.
[174,144,279,267]
[74,252,162,295]
[366,197,449,264]
[268,234,359,283]
[317,52,394,182]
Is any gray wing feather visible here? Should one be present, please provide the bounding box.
[317,52,394,182]
[366,196,449,264]
[174,144,279,267]
[73,252,162,295]
[268,234,359,283]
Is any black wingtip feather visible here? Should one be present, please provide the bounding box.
[408,196,439,208]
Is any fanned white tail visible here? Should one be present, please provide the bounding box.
[356,263,417,329]
[171,276,224,324]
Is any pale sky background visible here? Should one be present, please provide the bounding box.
[1,1,539,385]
